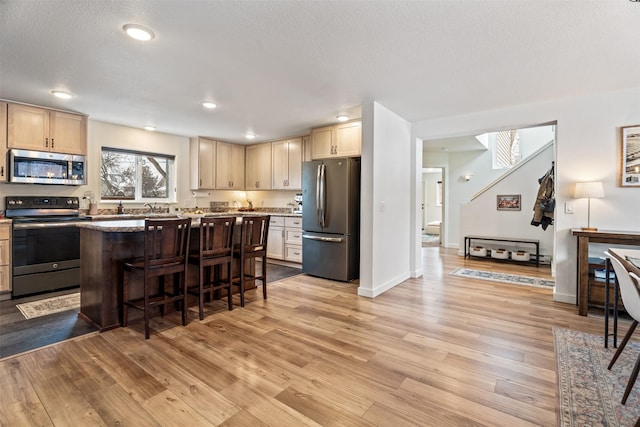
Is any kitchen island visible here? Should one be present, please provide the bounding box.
[77,218,254,331]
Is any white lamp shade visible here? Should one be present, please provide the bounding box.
[574,181,605,199]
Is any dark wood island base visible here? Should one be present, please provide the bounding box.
[78,219,254,331]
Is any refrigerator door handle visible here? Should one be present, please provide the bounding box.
[319,164,326,227]
[302,234,343,243]
[316,164,322,227]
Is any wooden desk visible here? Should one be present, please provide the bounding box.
[572,229,640,316]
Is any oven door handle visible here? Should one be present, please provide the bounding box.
[13,222,87,230]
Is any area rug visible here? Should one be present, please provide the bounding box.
[555,327,640,426]
[450,268,555,288]
[16,293,80,320]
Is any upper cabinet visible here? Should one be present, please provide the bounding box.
[7,103,87,155]
[216,141,245,190]
[190,137,217,190]
[272,137,302,190]
[311,120,361,159]
[245,142,272,190]
[0,102,7,182]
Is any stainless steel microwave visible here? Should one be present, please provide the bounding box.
[9,149,86,185]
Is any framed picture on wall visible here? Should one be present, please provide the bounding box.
[497,194,521,211]
[621,125,640,186]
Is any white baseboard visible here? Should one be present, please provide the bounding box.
[553,291,576,305]
[358,272,411,298]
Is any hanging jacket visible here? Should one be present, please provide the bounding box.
[531,166,554,230]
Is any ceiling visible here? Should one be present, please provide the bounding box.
[2,1,639,145]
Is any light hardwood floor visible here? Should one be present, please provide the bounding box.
[0,248,608,426]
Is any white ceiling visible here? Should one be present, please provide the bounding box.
[2,1,639,145]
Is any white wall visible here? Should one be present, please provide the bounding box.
[413,87,640,305]
[359,102,413,297]
[519,125,555,159]
[459,145,554,259]
[87,120,191,209]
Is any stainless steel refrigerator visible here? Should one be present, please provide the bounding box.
[302,157,360,281]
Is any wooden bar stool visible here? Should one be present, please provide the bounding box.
[232,215,270,307]
[122,217,191,339]
[188,216,236,320]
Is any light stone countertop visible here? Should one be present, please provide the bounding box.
[77,210,302,232]
[84,210,302,221]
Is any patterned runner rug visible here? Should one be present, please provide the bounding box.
[450,267,554,288]
[555,327,640,426]
[16,293,80,319]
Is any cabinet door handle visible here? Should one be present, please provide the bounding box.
[200,178,202,186]
[45,137,49,148]
[51,138,55,149]
[0,166,3,177]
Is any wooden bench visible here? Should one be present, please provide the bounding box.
[464,235,541,267]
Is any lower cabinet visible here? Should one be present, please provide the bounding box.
[0,224,12,297]
[267,216,302,264]
[284,217,302,263]
[267,217,285,260]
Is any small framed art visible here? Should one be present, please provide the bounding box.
[622,125,640,186]
[497,194,521,211]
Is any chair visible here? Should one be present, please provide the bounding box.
[232,215,270,307]
[605,252,640,404]
[188,216,236,320]
[122,217,192,339]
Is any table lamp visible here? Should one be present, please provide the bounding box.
[574,181,605,231]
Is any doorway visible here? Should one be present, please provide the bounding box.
[422,167,443,247]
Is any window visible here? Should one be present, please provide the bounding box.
[493,129,520,169]
[101,148,174,201]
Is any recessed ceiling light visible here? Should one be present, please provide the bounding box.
[144,125,156,131]
[337,115,349,122]
[51,90,72,99]
[202,101,217,109]
[245,133,256,140]
[123,24,155,41]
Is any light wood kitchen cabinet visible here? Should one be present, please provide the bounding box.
[216,141,245,190]
[0,102,7,183]
[267,216,285,260]
[311,120,361,159]
[7,103,87,155]
[272,137,302,190]
[245,142,272,190]
[190,137,217,189]
[0,224,12,294]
